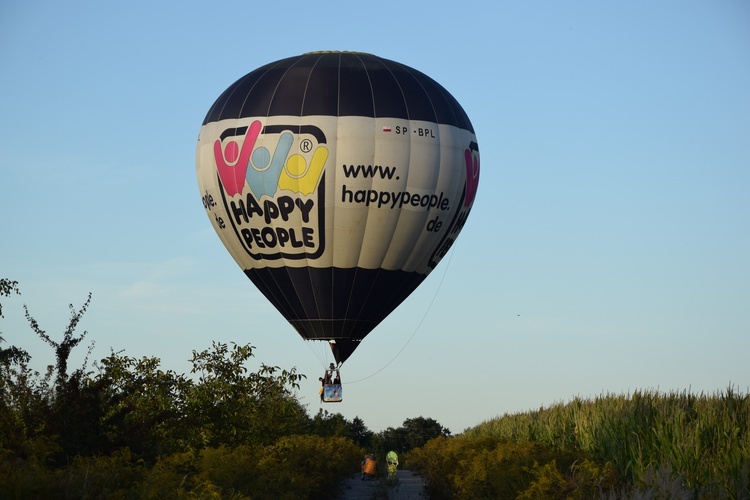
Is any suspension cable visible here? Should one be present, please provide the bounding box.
[345,243,458,384]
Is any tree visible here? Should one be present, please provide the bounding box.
[0,279,20,318]
[311,410,351,437]
[0,359,55,461]
[402,416,451,450]
[311,410,374,448]
[24,292,92,387]
[94,351,190,462]
[0,278,28,365]
[349,416,374,448]
[0,278,41,458]
[184,341,309,449]
[376,416,451,455]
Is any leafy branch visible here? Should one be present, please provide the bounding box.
[24,292,92,387]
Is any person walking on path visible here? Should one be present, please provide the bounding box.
[386,450,399,479]
[361,453,378,480]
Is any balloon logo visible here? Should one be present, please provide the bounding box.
[196,52,480,365]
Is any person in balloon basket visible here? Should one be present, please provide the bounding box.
[361,453,378,480]
[322,364,340,386]
[318,377,325,402]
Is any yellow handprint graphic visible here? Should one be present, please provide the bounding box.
[279,146,328,195]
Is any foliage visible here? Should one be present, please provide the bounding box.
[0,279,20,319]
[0,279,27,365]
[408,434,615,499]
[248,434,362,499]
[456,388,750,497]
[0,281,366,497]
[0,352,55,462]
[311,409,374,447]
[406,388,749,497]
[518,459,618,499]
[185,342,308,449]
[10,279,746,497]
[24,292,93,387]
[0,438,362,499]
[375,416,451,457]
[94,351,192,461]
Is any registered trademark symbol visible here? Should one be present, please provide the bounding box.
[300,139,313,153]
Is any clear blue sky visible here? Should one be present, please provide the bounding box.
[2,1,749,434]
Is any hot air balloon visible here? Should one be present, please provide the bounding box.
[196,51,479,374]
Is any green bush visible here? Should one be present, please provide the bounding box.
[57,448,146,499]
[408,435,614,499]
[0,436,362,499]
[518,459,617,499]
[0,453,58,499]
[130,435,363,499]
[253,435,362,499]
[140,450,200,499]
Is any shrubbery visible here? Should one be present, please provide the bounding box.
[0,437,362,499]
[407,435,616,498]
[0,347,361,497]
[0,336,364,498]
[0,282,370,497]
[407,389,750,498]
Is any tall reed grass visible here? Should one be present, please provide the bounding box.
[463,386,749,494]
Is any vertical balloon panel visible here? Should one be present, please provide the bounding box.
[381,119,445,273]
[401,123,472,273]
[355,119,412,269]
[330,116,374,269]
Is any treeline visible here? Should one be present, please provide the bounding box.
[406,389,750,498]
[0,280,446,498]
[9,279,747,498]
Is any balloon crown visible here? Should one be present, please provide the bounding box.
[303,50,376,56]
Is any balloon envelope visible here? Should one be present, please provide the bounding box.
[196,52,479,364]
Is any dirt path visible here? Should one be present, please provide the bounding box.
[335,470,425,499]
